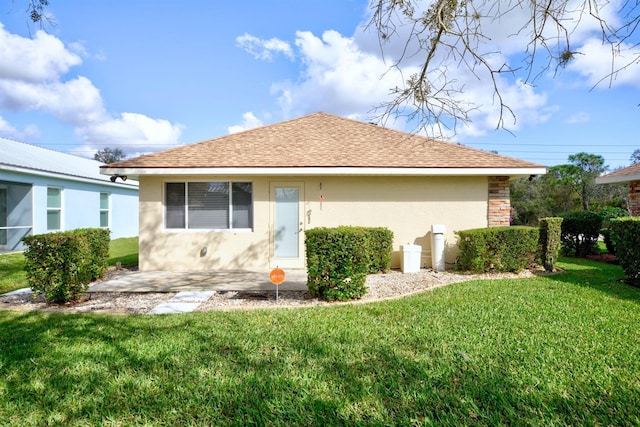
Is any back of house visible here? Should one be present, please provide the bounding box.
[101,112,545,271]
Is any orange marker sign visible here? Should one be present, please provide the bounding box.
[269,268,286,285]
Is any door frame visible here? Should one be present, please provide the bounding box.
[269,182,305,269]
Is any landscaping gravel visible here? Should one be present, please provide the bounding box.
[0,268,536,314]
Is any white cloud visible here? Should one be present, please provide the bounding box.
[0,116,40,140]
[260,26,554,137]
[0,76,105,124]
[0,24,183,157]
[565,111,591,125]
[271,30,402,121]
[236,33,294,61]
[0,23,81,82]
[228,112,264,134]
[348,0,637,136]
[0,116,17,135]
[76,113,184,155]
[567,38,640,88]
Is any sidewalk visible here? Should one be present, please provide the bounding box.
[89,269,308,292]
[3,269,309,314]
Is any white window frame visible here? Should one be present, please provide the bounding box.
[164,181,253,231]
[46,187,62,231]
[99,192,110,228]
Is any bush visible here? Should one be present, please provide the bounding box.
[560,210,602,256]
[22,228,111,303]
[538,217,563,272]
[75,228,111,280]
[610,217,640,286]
[600,229,615,254]
[364,227,393,273]
[598,206,629,228]
[455,226,539,273]
[306,226,383,301]
[598,207,627,254]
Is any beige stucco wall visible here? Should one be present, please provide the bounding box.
[138,175,489,271]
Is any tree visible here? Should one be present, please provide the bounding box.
[9,0,52,26]
[27,0,49,24]
[369,1,640,136]
[511,172,580,225]
[631,149,640,164]
[550,152,607,211]
[94,147,126,164]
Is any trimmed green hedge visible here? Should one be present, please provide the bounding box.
[364,227,394,273]
[598,206,629,228]
[305,226,393,301]
[598,206,628,254]
[600,229,615,254]
[610,217,640,286]
[22,228,111,302]
[538,217,563,272]
[455,226,539,273]
[560,210,602,256]
[75,228,111,280]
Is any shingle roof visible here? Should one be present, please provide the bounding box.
[0,137,138,187]
[596,162,640,184]
[103,112,543,170]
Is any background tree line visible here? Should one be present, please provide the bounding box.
[511,151,637,225]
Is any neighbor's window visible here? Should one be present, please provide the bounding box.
[100,192,109,228]
[47,187,62,231]
[165,181,253,230]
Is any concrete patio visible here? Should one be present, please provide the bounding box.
[88,269,309,293]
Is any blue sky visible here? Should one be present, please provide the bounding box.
[0,0,638,169]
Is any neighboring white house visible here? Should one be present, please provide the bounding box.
[0,137,139,252]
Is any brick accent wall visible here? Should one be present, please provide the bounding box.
[488,176,511,227]
[630,181,640,216]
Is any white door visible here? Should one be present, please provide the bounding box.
[270,182,304,268]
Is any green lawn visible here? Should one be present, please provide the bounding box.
[0,252,26,295]
[1,258,639,425]
[105,236,139,268]
[0,237,138,294]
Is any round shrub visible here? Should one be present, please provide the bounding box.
[560,210,602,257]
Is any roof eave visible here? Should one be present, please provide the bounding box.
[596,173,640,184]
[100,166,547,179]
[2,163,139,188]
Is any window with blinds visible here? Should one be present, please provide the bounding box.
[165,181,253,230]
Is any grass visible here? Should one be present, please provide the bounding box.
[1,258,639,425]
[106,236,139,267]
[0,237,138,294]
[0,253,26,295]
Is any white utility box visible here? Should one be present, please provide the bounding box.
[400,243,422,273]
[431,224,446,272]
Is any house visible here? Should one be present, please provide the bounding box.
[100,112,546,271]
[0,137,139,253]
[595,163,640,216]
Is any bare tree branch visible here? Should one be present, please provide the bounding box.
[368,0,640,138]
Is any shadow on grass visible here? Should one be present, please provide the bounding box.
[546,257,640,305]
[107,237,139,268]
[106,253,138,267]
[2,296,640,425]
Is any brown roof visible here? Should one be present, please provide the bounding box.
[599,162,640,180]
[103,112,543,170]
